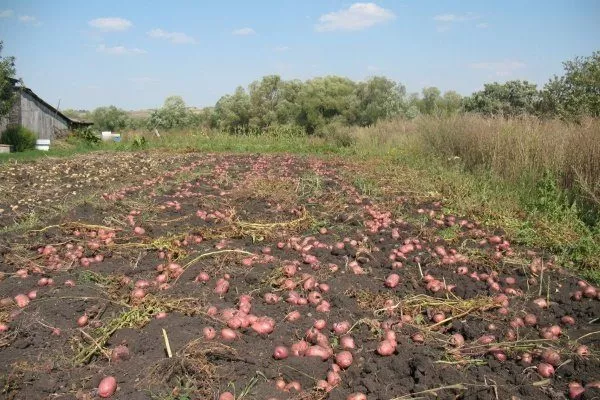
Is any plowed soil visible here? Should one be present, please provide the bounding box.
[0,152,598,400]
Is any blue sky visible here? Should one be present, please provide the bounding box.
[1,0,598,110]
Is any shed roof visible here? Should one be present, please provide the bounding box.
[9,78,93,127]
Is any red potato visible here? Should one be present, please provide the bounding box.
[411,333,424,344]
[477,334,495,344]
[284,381,302,392]
[327,370,341,386]
[135,280,150,288]
[385,273,400,288]
[347,394,367,400]
[133,226,145,235]
[285,310,301,322]
[221,328,238,341]
[219,392,235,400]
[520,352,533,366]
[333,321,350,335]
[431,312,445,323]
[283,264,297,277]
[542,349,561,366]
[98,376,117,398]
[264,293,280,304]
[303,276,317,290]
[131,288,146,300]
[340,335,356,350]
[155,312,168,319]
[314,319,327,330]
[308,291,322,305]
[561,315,576,325]
[377,340,396,356]
[273,346,289,360]
[27,290,37,300]
[449,333,465,347]
[275,378,286,390]
[316,300,331,312]
[569,382,585,399]
[110,345,130,362]
[305,345,331,360]
[537,362,555,378]
[227,317,243,329]
[0,323,8,332]
[576,345,589,357]
[14,294,30,308]
[214,278,230,295]
[291,340,309,356]
[583,286,597,298]
[251,317,275,335]
[203,327,216,340]
[524,313,538,326]
[195,272,210,283]
[335,350,353,369]
[533,298,548,308]
[77,314,89,327]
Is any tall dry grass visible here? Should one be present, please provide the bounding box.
[349,114,600,218]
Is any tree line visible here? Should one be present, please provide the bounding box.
[47,51,600,134]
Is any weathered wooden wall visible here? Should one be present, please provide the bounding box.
[19,91,69,139]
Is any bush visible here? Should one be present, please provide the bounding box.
[71,127,101,145]
[0,126,37,152]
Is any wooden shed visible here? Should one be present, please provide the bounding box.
[0,79,92,140]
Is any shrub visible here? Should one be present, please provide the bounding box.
[71,127,101,145]
[0,125,37,152]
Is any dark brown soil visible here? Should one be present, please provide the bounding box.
[0,152,598,400]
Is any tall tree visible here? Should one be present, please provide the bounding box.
[248,75,283,130]
[296,76,356,134]
[420,87,441,115]
[0,41,16,119]
[214,87,251,133]
[540,51,600,118]
[90,106,129,131]
[354,76,406,125]
[464,80,540,116]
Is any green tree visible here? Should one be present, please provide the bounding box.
[354,76,406,125]
[248,75,284,130]
[539,51,600,118]
[0,41,16,118]
[214,87,251,133]
[464,80,540,116]
[90,106,129,131]
[148,96,190,130]
[275,79,304,125]
[440,91,463,115]
[420,87,441,115]
[296,76,357,135]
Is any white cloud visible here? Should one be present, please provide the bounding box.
[147,29,196,44]
[232,27,256,36]
[476,23,489,29]
[274,45,290,52]
[433,12,479,22]
[89,17,132,31]
[469,60,526,76]
[96,44,147,55]
[19,15,38,23]
[316,2,395,32]
[0,9,13,18]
